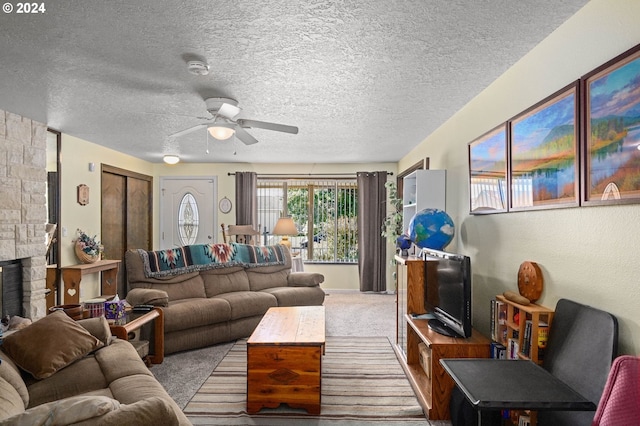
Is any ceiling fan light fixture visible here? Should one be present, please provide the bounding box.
[208,123,235,140]
[163,154,180,164]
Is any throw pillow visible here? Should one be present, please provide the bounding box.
[1,310,104,379]
[2,395,120,426]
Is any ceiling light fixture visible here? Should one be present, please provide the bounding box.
[208,123,235,140]
[163,154,180,164]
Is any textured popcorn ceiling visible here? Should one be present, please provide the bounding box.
[0,0,588,163]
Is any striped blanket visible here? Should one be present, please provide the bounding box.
[138,243,286,278]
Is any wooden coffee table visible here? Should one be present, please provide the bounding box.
[246,306,325,414]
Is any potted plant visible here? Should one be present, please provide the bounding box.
[381,181,410,253]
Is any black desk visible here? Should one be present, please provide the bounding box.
[440,359,595,425]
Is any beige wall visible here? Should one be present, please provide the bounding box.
[399,0,640,355]
[60,134,153,298]
[60,145,395,297]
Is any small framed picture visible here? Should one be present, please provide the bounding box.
[468,124,508,214]
[509,82,579,211]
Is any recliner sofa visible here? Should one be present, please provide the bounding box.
[124,243,325,355]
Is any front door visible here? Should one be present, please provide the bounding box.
[160,177,217,249]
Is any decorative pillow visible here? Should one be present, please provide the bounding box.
[1,310,104,379]
[2,395,120,426]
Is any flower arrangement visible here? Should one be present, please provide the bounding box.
[74,229,103,257]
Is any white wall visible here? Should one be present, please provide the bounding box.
[399,0,640,355]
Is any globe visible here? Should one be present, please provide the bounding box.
[408,208,455,250]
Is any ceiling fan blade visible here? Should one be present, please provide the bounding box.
[235,127,259,145]
[169,124,206,138]
[237,119,299,134]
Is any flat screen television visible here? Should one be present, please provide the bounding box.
[421,248,472,338]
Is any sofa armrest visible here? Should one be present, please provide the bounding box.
[287,272,324,287]
[80,396,182,426]
[126,288,169,307]
[2,395,120,426]
[76,316,113,346]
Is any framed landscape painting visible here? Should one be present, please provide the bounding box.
[468,124,508,214]
[509,83,579,211]
[582,44,640,205]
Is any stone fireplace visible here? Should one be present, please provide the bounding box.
[0,109,48,319]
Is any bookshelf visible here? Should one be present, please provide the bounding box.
[492,295,554,364]
[394,255,491,420]
[491,295,555,426]
[401,170,446,233]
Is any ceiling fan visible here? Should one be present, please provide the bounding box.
[169,97,298,145]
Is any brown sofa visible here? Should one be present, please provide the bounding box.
[125,243,325,355]
[0,311,190,425]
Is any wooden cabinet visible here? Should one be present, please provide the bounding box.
[402,170,446,233]
[394,255,491,420]
[494,294,554,364]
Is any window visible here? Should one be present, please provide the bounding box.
[177,192,199,246]
[257,178,358,263]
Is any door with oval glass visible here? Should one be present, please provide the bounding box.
[160,177,217,249]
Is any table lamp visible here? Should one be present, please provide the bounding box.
[272,217,297,250]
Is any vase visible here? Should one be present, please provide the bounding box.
[75,241,100,264]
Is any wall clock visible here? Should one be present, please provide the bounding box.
[219,196,232,214]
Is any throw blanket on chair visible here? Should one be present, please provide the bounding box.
[138,243,286,278]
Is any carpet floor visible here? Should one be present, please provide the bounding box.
[183,336,430,425]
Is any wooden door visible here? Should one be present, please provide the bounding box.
[101,165,152,297]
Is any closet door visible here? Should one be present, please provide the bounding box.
[101,165,152,297]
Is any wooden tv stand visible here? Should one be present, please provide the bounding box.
[395,316,490,420]
[394,255,490,420]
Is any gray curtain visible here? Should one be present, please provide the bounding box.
[235,171,257,226]
[357,171,387,292]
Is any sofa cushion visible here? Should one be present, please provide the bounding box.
[25,354,109,407]
[214,291,277,320]
[3,395,120,426]
[2,310,103,379]
[163,298,232,333]
[0,349,29,408]
[146,274,207,302]
[246,269,290,291]
[202,267,250,297]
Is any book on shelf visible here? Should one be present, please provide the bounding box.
[491,341,506,359]
[490,298,507,343]
[537,321,549,361]
[522,320,532,357]
[507,338,519,359]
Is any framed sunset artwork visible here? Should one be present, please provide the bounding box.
[468,124,508,214]
[582,44,640,205]
[509,83,579,211]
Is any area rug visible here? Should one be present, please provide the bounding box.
[184,336,429,425]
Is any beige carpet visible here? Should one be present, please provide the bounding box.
[184,336,430,425]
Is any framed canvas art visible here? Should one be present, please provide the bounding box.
[582,44,640,205]
[468,124,508,214]
[509,82,579,211]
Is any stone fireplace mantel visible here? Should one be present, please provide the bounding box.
[0,110,48,319]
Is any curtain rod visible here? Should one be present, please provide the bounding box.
[227,172,393,177]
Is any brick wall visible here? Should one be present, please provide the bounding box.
[0,109,48,319]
